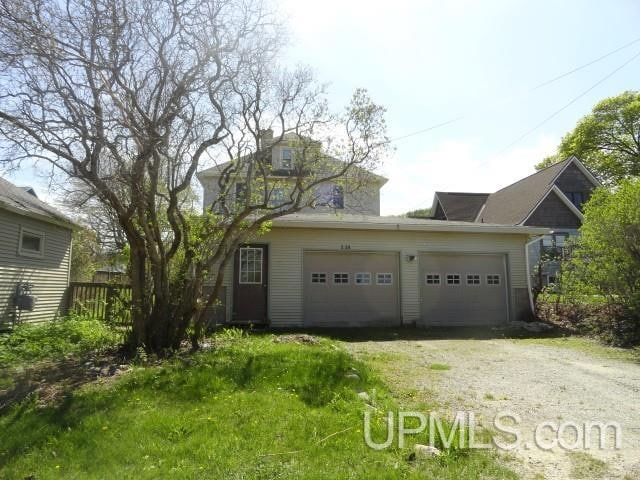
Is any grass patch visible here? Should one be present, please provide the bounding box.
[568,451,608,479]
[515,336,640,363]
[0,333,516,479]
[483,393,495,401]
[429,363,451,371]
[0,315,121,369]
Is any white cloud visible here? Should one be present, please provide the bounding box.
[380,135,557,215]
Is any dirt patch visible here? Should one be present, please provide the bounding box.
[274,334,320,345]
[0,351,131,410]
[345,337,640,480]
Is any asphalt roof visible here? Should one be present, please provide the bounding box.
[0,176,76,228]
[272,213,548,235]
[477,158,573,225]
[434,192,490,221]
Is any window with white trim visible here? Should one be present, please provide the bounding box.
[333,273,349,284]
[446,274,461,285]
[376,272,393,285]
[425,273,441,285]
[18,228,44,258]
[311,272,326,284]
[355,272,371,285]
[269,187,285,207]
[280,148,293,169]
[487,274,501,285]
[239,247,262,284]
[466,274,481,285]
[316,183,344,209]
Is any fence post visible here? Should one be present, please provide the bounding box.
[105,285,115,324]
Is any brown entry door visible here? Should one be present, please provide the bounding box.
[233,244,268,324]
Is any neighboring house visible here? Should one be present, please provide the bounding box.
[93,265,128,284]
[428,156,600,286]
[198,134,548,328]
[0,177,79,325]
[430,192,490,221]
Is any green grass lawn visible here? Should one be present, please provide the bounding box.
[0,331,516,479]
[514,336,640,363]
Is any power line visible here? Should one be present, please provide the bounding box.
[403,47,640,214]
[387,35,640,144]
[499,48,640,153]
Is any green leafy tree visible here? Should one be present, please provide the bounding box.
[537,91,640,185]
[561,179,640,345]
[404,208,432,218]
[70,229,101,282]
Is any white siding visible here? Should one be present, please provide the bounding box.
[0,209,72,324]
[259,227,530,327]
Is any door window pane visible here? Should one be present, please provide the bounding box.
[239,247,263,284]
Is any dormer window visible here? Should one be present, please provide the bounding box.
[280,148,293,170]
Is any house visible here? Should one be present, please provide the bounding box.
[197,130,386,216]
[92,265,128,284]
[0,177,78,325]
[428,156,600,286]
[197,133,548,328]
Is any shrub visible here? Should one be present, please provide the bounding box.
[558,179,640,346]
[0,315,121,368]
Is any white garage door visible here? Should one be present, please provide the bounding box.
[303,251,400,327]
[419,253,508,326]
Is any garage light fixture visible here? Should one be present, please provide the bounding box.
[405,255,416,262]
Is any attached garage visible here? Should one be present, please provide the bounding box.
[419,253,509,326]
[218,214,548,328]
[303,251,400,327]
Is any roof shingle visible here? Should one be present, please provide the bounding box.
[0,177,76,228]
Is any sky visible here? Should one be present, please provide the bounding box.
[4,0,640,215]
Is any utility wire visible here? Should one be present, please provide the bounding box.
[387,35,640,144]
[499,48,640,153]
[402,47,640,214]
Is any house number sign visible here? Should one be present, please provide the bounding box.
[340,244,351,250]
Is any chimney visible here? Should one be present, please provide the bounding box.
[259,128,273,148]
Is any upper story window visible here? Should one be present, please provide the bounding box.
[565,191,587,210]
[280,148,293,170]
[235,183,246,203]
[317,183,344,209]
[18,227,44,258]
[269,187,285,207]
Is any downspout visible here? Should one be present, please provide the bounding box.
[525,234,546,316]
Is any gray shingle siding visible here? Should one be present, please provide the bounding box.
[524,191,581,229]
[0,209,72,325]
[554,163,595,203]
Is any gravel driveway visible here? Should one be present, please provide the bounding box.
[344,336,640,479]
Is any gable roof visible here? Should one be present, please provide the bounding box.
[196,133,387,185]
[432,192,490,221]
[477,156,599,225]
[0,177,78,229]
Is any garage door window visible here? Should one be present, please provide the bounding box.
[466,274,481,285]
[376,273,393,285]
[239,247,262,284]
[446,274,461,285]
[355,272,371,285]
[425,273,441,285]
[333,273,349,284]
[311,272,327,284]
[487,274,501,285]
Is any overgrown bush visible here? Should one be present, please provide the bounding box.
[556,179,640,346]
[0,315,121,368]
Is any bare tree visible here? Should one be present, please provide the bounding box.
[0,0,388,353]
